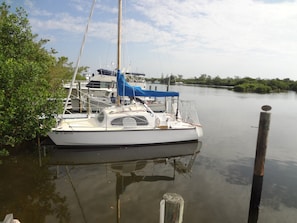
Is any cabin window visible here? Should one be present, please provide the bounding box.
[111,115,148,126]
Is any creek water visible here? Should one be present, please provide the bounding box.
[1,85,297,223]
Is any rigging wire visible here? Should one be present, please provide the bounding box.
[66,166,88,223]
[63,0,97,114]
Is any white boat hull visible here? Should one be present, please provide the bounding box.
[48,127,202,146]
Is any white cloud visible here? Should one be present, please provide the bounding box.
[23,0,297,79]
[24,0,53,17]
[70,0,88,12]
[131,0,297,56]
[31,13,88,33]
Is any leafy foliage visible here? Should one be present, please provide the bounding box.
[0,3,63,147]
[48,56,87,85]
[233,82,272,93]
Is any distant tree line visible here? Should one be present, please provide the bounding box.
[146,74,297,93]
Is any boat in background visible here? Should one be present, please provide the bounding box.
[63,68,164,113]
[62,68,116,113]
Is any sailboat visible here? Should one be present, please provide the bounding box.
[47,0,203,146]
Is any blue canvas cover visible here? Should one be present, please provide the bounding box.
[116,71,179,97]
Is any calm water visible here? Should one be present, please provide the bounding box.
[1,85,297,223]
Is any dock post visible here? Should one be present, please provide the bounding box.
[160,193,184,223]
[248,105,271,223]
[87,88,91,115]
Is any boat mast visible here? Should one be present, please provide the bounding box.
[117,0,122,71]
[116,0,122,105]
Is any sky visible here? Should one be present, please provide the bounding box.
[7,0,297,80]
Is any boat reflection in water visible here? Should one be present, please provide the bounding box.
[47,141,202,165]
[45,141,202,223]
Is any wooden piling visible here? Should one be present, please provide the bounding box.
[78,82,82,113]
[87,88,91,115]
[166,76,171,92]
[160,193,184,223]
[248,105,271,223]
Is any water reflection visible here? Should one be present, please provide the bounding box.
[43,142,202,223]
[0,149,70,222]
[46,142,202,165]
[221,158,297,210]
